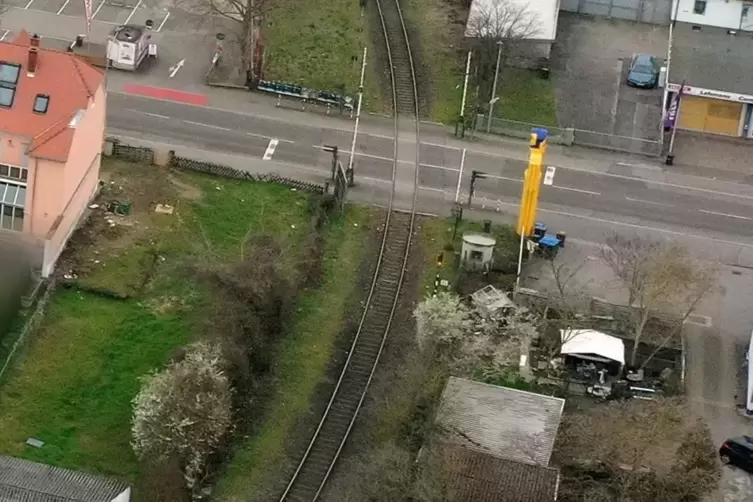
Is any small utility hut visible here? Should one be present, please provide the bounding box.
[461,233,496,272]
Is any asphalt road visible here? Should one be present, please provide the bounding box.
[107,91,753,245]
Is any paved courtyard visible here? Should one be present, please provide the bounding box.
[552,13,668,140]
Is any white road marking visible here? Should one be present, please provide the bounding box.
[489,200,753,250]
[419,186,446,193]
[92,0,106,18]
[0,30,9,41]
[699,210,751,221]
[56,0,70,15]
[157,11,170,32]
[455,148,466,203]
[24,0,34,9]
[183,120,231,131]
[625,197,672,207]
[263,139,279,160]
[124,0,141,24]
[247,132,293,143]
[555,186,601,196]
[168,59,185,78]
[137,111,170,119]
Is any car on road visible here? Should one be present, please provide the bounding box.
[719,436,753,472]
[627,54,659,88]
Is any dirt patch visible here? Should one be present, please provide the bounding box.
[168,174,203,201]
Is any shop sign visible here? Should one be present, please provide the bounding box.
[667,83,753,104]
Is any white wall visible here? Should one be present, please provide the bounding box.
[672,0,750,30]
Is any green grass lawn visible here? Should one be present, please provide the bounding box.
[0,159,316,481]
[496,68,559,127]
[212,205,374,501]
[263,0,381,110]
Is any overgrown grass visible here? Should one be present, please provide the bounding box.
[496,68,559,127]
[0,160,316,481]
[405,0,465,123]
[0,291,191,478]
[213,206,373,501]
[263,0,381,110]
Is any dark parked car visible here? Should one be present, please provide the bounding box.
[627,54,659,88]
[719,436,753,472]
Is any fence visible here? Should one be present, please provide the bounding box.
[560,0,672,25]
[572,128,663,157]
[475,114,664,157]
[475,115,570,145]
[107,139,327,196]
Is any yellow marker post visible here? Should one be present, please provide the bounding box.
[516,128,548,237]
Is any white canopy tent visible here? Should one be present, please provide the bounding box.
[560,329,626,366]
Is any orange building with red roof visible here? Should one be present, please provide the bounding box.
[0,30,106,277]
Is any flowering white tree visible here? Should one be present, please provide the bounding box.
[132,341,233,492]
[414,292,473,355]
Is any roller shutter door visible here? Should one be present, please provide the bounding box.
[678,95,742,136]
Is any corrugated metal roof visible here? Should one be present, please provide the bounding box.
[435,377,565,466]
[0,456,129,502]
[439,442,560,502]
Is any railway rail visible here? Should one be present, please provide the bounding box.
[277,0,422,498]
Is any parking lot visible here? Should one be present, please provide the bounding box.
[552,13,668,140]
[0,0,235,89]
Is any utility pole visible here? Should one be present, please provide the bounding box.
[486,41,503,134]
[347,47,367,187]
[457,50,472,138]
[467,170,487,206]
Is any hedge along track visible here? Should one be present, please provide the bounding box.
[277,0,421,499]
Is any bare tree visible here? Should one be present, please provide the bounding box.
[555,398,720,501]
[465,0,539,86]
[600,234,716,366]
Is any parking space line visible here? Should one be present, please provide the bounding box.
[92,0,106,18]
[24,0,34,9]
[156,11,170,32]
[263,139,279,160]
[57,0,70,15]
[124,0,141,24]
[0,30,9,41]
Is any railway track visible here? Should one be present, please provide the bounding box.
[277,0,421,499]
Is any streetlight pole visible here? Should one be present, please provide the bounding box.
[347,47,367,186]
[458,50,472,138]
[486,41,503,134]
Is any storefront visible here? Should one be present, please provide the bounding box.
[666,83,753,137]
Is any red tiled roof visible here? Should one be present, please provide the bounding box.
[0,30,104,162]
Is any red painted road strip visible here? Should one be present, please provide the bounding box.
[122,83,209,106]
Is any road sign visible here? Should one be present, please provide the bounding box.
[543,165,556,186]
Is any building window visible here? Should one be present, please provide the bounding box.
[0,62,19,109]
[693,0,707,15]
[0,180,26,231]
[0,164,27,182]
[33,94,49,114]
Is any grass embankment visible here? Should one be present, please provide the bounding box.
[495,68,559,127]
[263,0,382,110]
[213,205,373,501]
[0,159,313,480]
[419,216,518,294]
